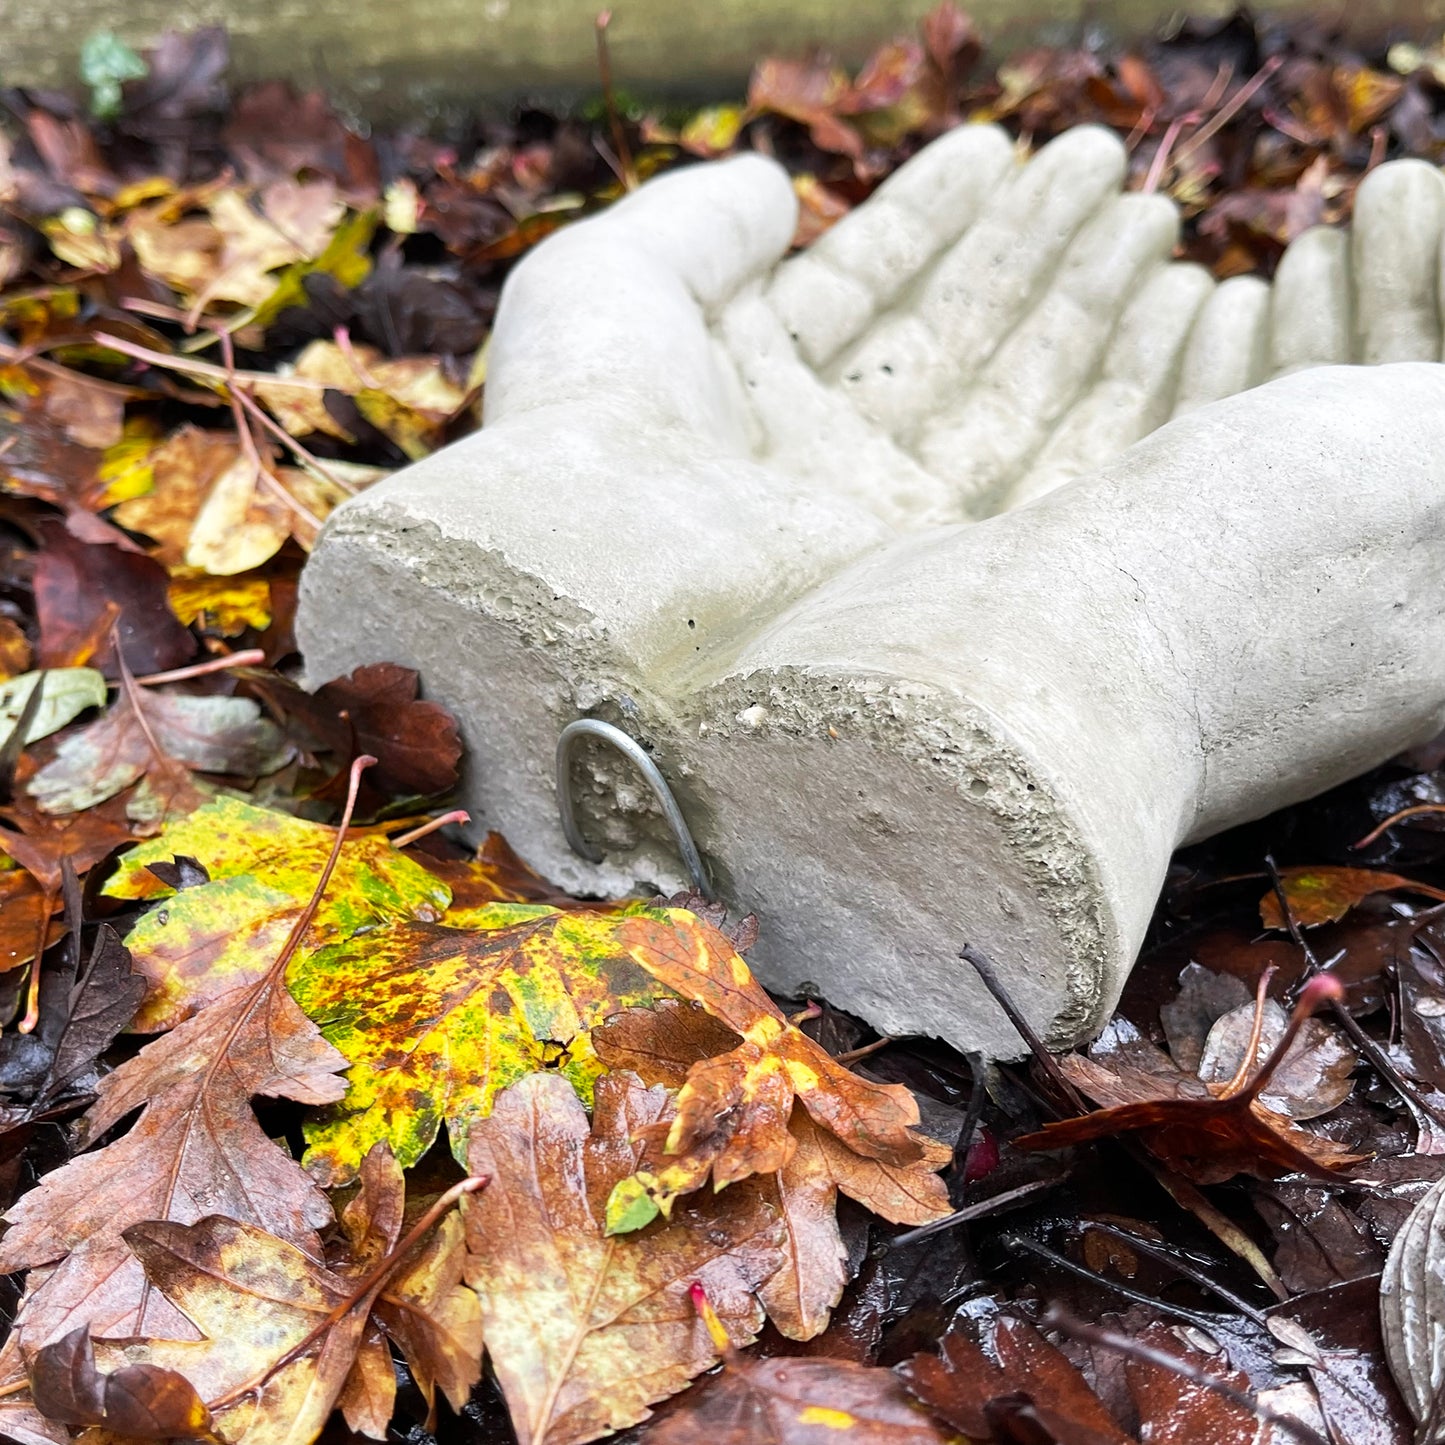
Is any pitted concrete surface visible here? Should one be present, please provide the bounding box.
[298,128,1445,1055]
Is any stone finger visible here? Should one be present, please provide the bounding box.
[765,123,1013,369]
[828,126,1126,444]
[916,190,1180,514]
[1350,158,1445,364]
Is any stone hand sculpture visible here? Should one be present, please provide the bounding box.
[298,125,1445,1055]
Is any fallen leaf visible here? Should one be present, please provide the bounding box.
[0,793,136,892]
[463,1071,786,1445]
[0,669,107,752]
[1013,979,1365,1183]
[27,669,290,819]
[0,617,32,679]
[420,830,591,912]
[647,1348,949,1443]
[1261,866,1445,929]
[0,910,142,1121]
[603,913,929,1224]
[289,906,679,1185]
[32,524,194,676]
[243,661,462,798]
[594,999,949,1332]
[1380,1172,1445,1438]
[27,1326,212,1437]
[0,786,358,1344]
[899,1315,1134,1445]
[0,868,63,976]
[167,574,273,634]
[28,1147,480,1445]
[103,793,449,1030]
[1195,996,1356,1119]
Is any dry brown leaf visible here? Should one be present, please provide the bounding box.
[0,775,364,1346]
[1260,865,1445,929]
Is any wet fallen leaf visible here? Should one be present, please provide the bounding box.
[0,784,356,1344]
[27,1326,212,1437]
[288,906,681,1185]
[419,830,590,912]
[1260,866,1445,929]
[463,1071,786,1445]
[601,913,933,1227]
[594,998,949,1324]
[1014,979,1365,1183]
[1380,1172,1445,1440]
[648,1345,948,1442]
[899,1315,1135,1444]
[32,524,194,676]
[103,792,449,1030]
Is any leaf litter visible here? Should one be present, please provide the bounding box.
[1,5,1445,1445]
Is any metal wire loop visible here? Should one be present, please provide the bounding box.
[555,718,711,897]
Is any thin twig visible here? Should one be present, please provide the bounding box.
[135,649,267,688]
[960,945,1090,1114]
[950,1049,988,1178]
[230,384,359,495]
[879,1176,1061,1252]
[98,334,330,390]
[391,810,471,849]
[1082,1220,1268,1325]
[595,11,637,190]
[1172,57,1283,166]
[1043,1308,1332,1445]
[833,1035,896,1066]
[1354,803,1445,851]
[219,331,324,529]
[1003,1233,1228,1331]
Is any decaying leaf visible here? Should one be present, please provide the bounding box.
[0,669,107,751]
[32,524,194,676]
[648,1345,949,1443]
[27,1326,212,1437]
[900,1315,1134,1445]
[1380,1172,1445,1440]
[19,1145,479,1445]
[463,1071,786,1445]
[1015,977,1364,1183]
[594,998,949,1338]
[600,913,933,1226]
[249,662,462,797]
[103,793,449,1031]
[0,780,362,1344]
[0,923,145,1124]
[1260,865,1445,929]
[27,665,290,820]
[289,906,680,1184]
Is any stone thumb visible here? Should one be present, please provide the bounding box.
[482,154,798,439]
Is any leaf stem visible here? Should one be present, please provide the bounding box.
[205,1174,487,1412]
[135,650,267,687]
[391,810,470,849]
